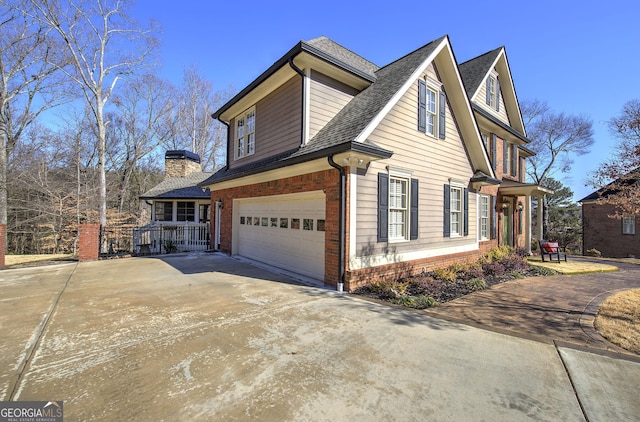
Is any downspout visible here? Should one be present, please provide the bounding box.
[328,154,345,292]
[288,58,306,147]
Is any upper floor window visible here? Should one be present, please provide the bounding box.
[486,74,500,112]
[418,79,446,139]
[623,215,635,235]
[236,107,256,159]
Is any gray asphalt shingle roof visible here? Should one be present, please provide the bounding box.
[140,172,212,199]
[458,47,502,99]
[305,36,380,79]
[201,36,445,186]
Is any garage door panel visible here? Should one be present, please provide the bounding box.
[236,196,325,280]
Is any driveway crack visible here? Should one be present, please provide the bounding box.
[8,263,78,400]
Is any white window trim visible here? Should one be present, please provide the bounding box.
[425,78,441,139]
[449,183,465,238]
[480,194,489,240]
[622,215,635,235]
[388,170,412,243]
[235,106,256,160]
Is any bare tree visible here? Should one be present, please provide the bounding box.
[106,73,175,213]
[0,1,68,230]
[28,0,159,233]
[590,99,640,215]
[168,65,232,171]
[521,99,595,238]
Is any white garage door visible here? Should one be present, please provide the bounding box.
[236,194,326,280]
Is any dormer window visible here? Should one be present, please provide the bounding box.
[486,73,500,112]
[417,79,446,139]
[235,107,256,159]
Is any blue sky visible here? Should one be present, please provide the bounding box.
[132,0,640,202]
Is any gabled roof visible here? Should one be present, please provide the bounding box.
[141,172,212,200]
[202,35,495,187]
[305,36,379,79]
[459,46,526,136]
[579,170,640,202]
[459,47,502,99]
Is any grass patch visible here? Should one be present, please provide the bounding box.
[595,289,640,354]
[5,254,75,267]
[526,256,619,274]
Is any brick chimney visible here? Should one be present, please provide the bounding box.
[165,150,202,178]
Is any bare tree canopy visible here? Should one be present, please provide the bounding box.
[166,65,233,171]
[0,0,69,225]
[521,99,595,185]
[28,0,159,228]
[590,99,640,215]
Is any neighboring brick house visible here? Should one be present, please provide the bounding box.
[580,180,640,258]
[200,35,549,291]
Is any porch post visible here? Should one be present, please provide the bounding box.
[525,195,532,254]
[536,194,544,242]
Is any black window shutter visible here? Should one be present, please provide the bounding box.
[410,178,419,240]
[491,134,497,170]
[511,144,517,177]
[496,78,501,112]
[463,188,469,236]
[443,184,450,237]
[503,139,508,173]
[491,196,497,239]
[438,89,446,139]
[377,173,389,242]
[418,80,426,132]
[485,76,491,106]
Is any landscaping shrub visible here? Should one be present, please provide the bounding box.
[482,260,506,277]
[586,248,602,257]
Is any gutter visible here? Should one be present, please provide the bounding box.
[288,58,306,147]
[327,154,345,292]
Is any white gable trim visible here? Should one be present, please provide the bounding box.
[352,38,448,144]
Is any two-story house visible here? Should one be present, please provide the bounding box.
[200,35,550,291]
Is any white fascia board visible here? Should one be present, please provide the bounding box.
[352,38,448,144]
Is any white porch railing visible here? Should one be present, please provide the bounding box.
[132,223,210,254]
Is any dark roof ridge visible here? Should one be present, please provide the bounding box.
[458,46,503,66]
[305,36,380,72]
[376,35,447,72]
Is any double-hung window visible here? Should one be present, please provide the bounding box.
[418,79,446,139]
[486,73,500,111]
[389,176,409,240]
[378,173,419,242]
[623,215,635,235]
[480,194,489,239]
[450,187,463,236]
[236,107,256,159]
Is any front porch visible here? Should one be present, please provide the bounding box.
[132,223,210,254]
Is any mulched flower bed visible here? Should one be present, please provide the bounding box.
[353,247,555,309]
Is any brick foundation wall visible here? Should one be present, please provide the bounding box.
[0,224,6,267]
[344,249,485,291]
[211,169,341,287]
[583,203,640,258]
[78,224,100,261]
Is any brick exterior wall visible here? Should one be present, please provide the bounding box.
[211,169,342,287]
[78,224,100,261]
[583,203,640,258]
[344,249,485,291]
[0,224,6,267]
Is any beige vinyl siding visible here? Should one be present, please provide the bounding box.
[229,76,301,169]
[308,70,359,139]
[355,63,477,258]
[475,71,509,125]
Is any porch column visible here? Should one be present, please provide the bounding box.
[525,195,532,254]
[536,194,544,242]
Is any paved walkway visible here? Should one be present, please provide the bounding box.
[1,254,639,421]
[427,258,640,355]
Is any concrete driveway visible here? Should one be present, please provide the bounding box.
[1,253,639,421]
